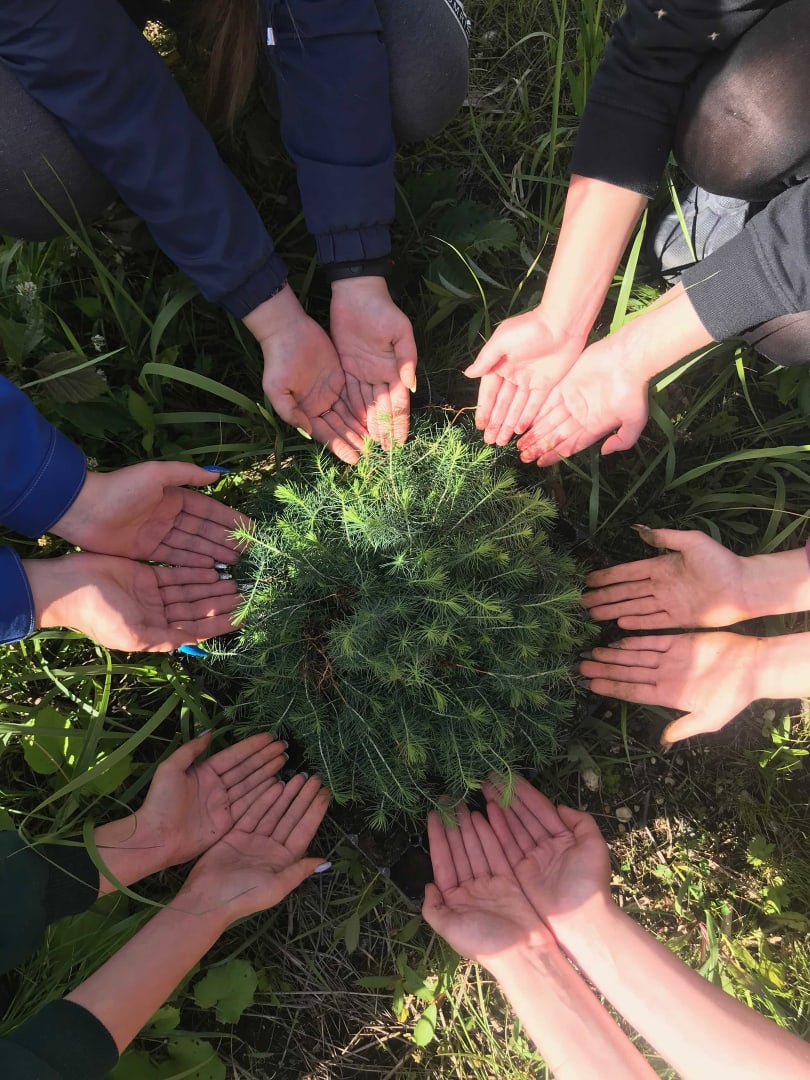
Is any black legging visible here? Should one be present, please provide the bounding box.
[0,0,469,241]
[674,0,810,365]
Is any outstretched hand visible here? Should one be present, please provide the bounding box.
[50,461,250,569]
[464,309,584,446]
[180,772,330,922]
[423,802,553,969]
[95,731,288,892]
[25,551,241,651]
[330,277,416,449]
[484,777,611,944]
[583,527,750,630]
[580,632,762,745]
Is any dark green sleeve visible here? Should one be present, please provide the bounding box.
[0,831,99,972]
[0,999,119,1080]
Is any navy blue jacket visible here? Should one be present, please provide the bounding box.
[0,376,86,645]
[0,0,395,318]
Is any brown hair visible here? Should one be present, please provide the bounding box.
[197,0,260,128]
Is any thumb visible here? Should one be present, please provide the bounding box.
[661,706,731,747]
[421,883,446,928]
[152,461,226,489]
[600,412,647,456]
[631,526,697,553]
[274,394,313,438]
[393,334,418,394]
[165,730,213,773]
[556,804,603,844]
[274,857,327,899]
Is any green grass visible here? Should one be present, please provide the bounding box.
[1,0,810,1075]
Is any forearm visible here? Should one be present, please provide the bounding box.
[93,816,169,898]
[739,549,810,620]
[558,901,810,1079]
[541,176,646,342]
[613,281,716,385]
[66,890,227,1053]
[487,944,655,1079]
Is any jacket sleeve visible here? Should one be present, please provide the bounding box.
[682,179,810,338]
[0,1001,118,1080]
[0,0,287,318]
[268,0,396,264]
[570,1,773,196]
[0,374,86,644]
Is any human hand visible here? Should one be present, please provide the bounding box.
[515,334,650,466]
[484,777,611,946]
[330,277,416,448]
[580,632,762,745]
[178,773,330,922]
[463,309,585,446]
[423,802,554,971]
[95,731,288,891]
[25,551,240,651]
[50,462,251,569]
[247,286,368,465]
[583,527,750,630]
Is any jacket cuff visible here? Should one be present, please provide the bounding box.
[0,548,35,645]
[681,227,792,341]
[39,842,100,922]
[316,225,392,266]
[570,100,671,198]
[1,427,86,538]
[6,1000,118,1080]
[218,252,289,320]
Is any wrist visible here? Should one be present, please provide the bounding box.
[739,549,810,620]
[94,815,172,896]
[616,283,715,384]
[749,632,810,701]
[331,275,392,300]
[242,283,298,345]
[22,556,75,630]
[544,890,619,960]
[325,256,393,285]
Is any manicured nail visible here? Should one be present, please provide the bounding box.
[314,862,332,874]
[579,650,592,660]
[178,644,210,657]
[202,465,231,474]
[213,561,230,571]
[199,728,212,736]
[409,377,417,394]
[218,572,233,581]
[296,427,313,441]
[630,523,652,533]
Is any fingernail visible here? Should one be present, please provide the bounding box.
[630,523,652,533]
[199,728,212,736]
[314,862,332,874]
[409,377,417,393]
[607,640,622,649]
[218,572,233,581]
[575,676,590,689]
[202,465,231,474]
[213,561,230,571]
[579,650,592,660]
[296,427,313,441]
[178,644,210,657]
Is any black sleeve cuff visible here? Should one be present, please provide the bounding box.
[6,999,119,1080]
[570,100,672,199]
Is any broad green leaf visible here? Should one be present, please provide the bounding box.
[193,958,258,1024]
[156,1038,226,1080]
[110,1049,164,1080]
[21,708,72,775]
[412,1003,438,1047]
[147,1005,181,1034]
[33,351,109,403]
[82,751,134,796]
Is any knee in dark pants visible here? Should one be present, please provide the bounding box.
[745,311,810,367]
[375,0,470,144]
[0,66,115,241]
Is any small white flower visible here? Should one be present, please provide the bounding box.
[86,456,99,468]
[16,280,37,301]
[90,333,107,353]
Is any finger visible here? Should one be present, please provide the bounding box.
[631,526,698,553]
[343,373,368,429]
[427,811,459,893]
[233,780,287,833]
[162,730,213,773]
[589,645,662,669]
[580,660,658,684]
[171,508,250,550]
[310,415,362,465]
[471,811,513,877]
[464,333,505,380]
[164,592,242,624]
[159,528,240,565]
[225,751,287,803]
[483,802,526,868]
[331,394,370,443]
[271,775,325,846]
[585,596,668,622]
[475,373,503,431]
[422,882,448,933]
[604,635,676,653]
[387,380,410,445]
[483,782,539,853]
[366,384,394,447]
[587,676,664,706]
[581,579,656,611]
[661,707,732,746]
[444,808,474,884]
[494,385,531,445]
[601,413,647,456]
[457,803,489,880]
[483,381,523,445]
[514,389,548,435]
[255,773,308,835]
[169,610,241,642]
[586,560,661,589]
[393,329,418,394]
[517,401,569,449]
[154,566,222,588]
[179,490,252,536]
[617,613,679,631]
[146,462,228,490]
[272,856,329,902]
[556,804,605,849]
[229,776,280,823]
[280,785,331,856]
[160,579,238,606]
[509,778,570,839]
[214,733,285,781]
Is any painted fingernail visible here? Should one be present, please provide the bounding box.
[218,572,233,581]
[314,862,332,874]
[199,728,212,736]
[202,465,232,474]
[213,561,230,571]
[296,427,313,441]
[579,650,592,660]
[178,644,210,657]
[409,377,417,394]
[630,523,652,533]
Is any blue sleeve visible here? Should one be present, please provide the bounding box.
[0,375,86,644]
[267,0,396,263]
[0,0,287,318]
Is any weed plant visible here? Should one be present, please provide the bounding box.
[224,422,590,825]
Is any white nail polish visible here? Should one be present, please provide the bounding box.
[314,862,332,874]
